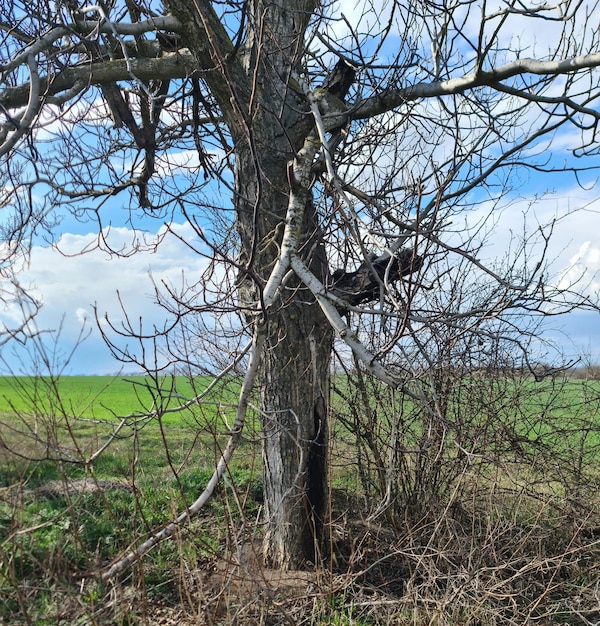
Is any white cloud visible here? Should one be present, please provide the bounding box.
[555,240,600,295]
[431,182,600,324]
[0,222,213,375]
[75,307,92,325]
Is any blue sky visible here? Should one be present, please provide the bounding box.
[1,2,599,376]
[0,178,598,376]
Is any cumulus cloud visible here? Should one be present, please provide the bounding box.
[0,222,212,375]
[75,307,92,325]
[555,240,600,296]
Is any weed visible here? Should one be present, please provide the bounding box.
[0,373,599,624]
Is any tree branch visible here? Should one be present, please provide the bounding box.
[331,249,422,306]
[101,328,264,581]
[0,51,196,111]
[164,0,250,140]
[352,52,600,121]
[0,56,41,158]
[290,254,402,388]
[1,16,182,74]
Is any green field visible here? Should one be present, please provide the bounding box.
[0,374,242,420]
[1,373,599,625]
[0,372,598,417]
[0,375,253,488]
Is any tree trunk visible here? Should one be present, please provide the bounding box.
[166,0,332,569]
[235,141,334,568]
[260,289,333,568]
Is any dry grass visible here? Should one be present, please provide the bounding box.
[1,372,600,625]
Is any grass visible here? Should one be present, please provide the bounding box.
[0,373,599,625]
[0,374,248,481]
[0,374,263,623]
[0,374,242,420]
[0,377,264,624]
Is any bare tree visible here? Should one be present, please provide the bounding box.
[1,0,600,572]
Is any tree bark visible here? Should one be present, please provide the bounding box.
[235,140,334,568]
[230,0,334,569]
[164,0,331,569]
[259,278,333,568]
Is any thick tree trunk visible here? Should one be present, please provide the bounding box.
[260,292,333,568]
[235,142,334,568]
[167,0,333,569]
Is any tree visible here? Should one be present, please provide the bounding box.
[1,0,599,572]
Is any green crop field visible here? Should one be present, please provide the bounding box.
[0,375,252,486]
[0,374,241,421]
[1,373,599,625]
